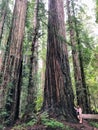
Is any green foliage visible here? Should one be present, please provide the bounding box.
[6,82,14,106]
[26,119,37,126]
[65,125,74,130]
[40,111,49,120]
[11,124,27,130]
[43,119,65,129]
[11,119,37,130]
[35,92,43,111]
[20,0,36,116]
[35,71,43,111]
[0,109,8,126]
[0,124,4,130]
[85,46,98,109]
[0,109,7,119]
[40,112,65,129]
[95,0,98,23]
[10,116,74,130]
[20,65,30,116]
[82,47,92,68]
[89,121,98,128]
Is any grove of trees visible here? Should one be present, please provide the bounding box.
[0,0,98,128]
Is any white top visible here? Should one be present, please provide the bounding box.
[79,107,82,115]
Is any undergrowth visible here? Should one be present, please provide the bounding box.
[89,121,98,128]
[0,124,4,130]
[40,112,65,129]
[8,112,74,130]
[40,112,74,130]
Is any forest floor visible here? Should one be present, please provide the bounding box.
[4,119,98,130]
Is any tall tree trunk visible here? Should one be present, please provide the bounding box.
[26,0,39,115]
[96,0,98,23]
[0,0,27,125]
[0,0,9,73]
[66,0,82,107]
[42,0,77,122]
[0,0,8,42]
[70,0,90,113]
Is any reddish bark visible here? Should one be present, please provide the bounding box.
[1,0,27,125]
[43,0,77,122]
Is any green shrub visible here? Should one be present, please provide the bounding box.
[26,119,37,126]
[40,112,49,121]
[43,119,65,129]
[40,112,65,129]
[0,109,8,125]
[65,125,74,130]
[0,110,7,118]
[89,121,98,128]
[0,124,4,130]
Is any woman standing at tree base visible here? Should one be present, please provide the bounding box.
[75,105,83,123]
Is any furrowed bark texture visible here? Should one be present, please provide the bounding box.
[43,0,76,122]
[1,0,27,125]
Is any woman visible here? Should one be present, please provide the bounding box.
[74,105,82,123]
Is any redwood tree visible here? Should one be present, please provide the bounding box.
[42,0,76,121]
[95,0,98,23]
[70,0,90,113]
[0,0,8,42]
[1,0,27,125]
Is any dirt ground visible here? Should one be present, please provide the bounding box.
[4,119,98,130]
[63,120,98,130]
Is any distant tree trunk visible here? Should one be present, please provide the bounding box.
[66,0,83,106]
[95,0,98,23]
[42,0,77,122]
[0,0,8,42]
[26,0,39,115]
[0,0,8,74]
[41,59,46,90]
[69,0,90,113]
[1,0,27,125]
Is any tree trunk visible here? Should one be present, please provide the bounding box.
[1,0,27,125]
[0,0,8,42]
[95,0,98,23]
[66,0,84,110]
[70,0,90,113]
[0,0,8,74]
[26,0,39,115]
[42,0,77,122]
